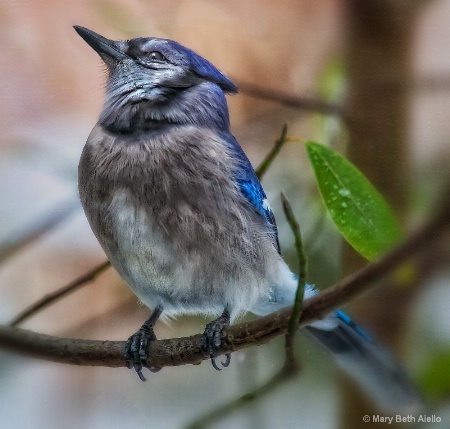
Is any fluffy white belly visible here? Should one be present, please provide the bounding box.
[104,189,285,320]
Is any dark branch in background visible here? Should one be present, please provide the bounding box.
[185,364,296,429]
[236,80,344,118]
[0,199,79,263]
[1,184,449,367]
[235,74,450,122]
[9,260,111,327]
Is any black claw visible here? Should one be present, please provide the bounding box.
[201,308,231,370]
[221,353,231,368]
[146,366,162,373]
[125,328,153,382]
[211,358,222,371]
[124,307,163,381]
[137,370,147,382]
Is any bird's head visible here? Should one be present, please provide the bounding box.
[74,26,237,133]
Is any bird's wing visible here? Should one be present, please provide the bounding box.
[222,133,281,253]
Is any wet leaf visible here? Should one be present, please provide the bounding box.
[306,142,403,260]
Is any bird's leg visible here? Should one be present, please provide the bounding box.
[125,305,163,381]
[201,307,231,370]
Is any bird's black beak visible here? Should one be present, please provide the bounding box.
[74,26,128,61]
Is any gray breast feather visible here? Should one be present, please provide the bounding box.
[78,124,293,319]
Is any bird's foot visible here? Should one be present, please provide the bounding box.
[125,307,162,381]
[201,308,231,371]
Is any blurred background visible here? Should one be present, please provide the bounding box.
[1,0,450,428]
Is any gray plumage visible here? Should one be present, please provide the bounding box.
[76,28,297,321]
[79,124,294,320]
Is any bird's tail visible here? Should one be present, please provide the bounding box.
[252,272,421,411]
[302,310,422,412]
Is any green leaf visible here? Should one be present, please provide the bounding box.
[305,142,403,260]
[418,349,450,401]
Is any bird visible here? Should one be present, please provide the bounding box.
[74,25,420,411]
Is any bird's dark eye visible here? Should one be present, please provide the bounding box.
[149,51,165,61]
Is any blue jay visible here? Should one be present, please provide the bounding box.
[74,26,420,411]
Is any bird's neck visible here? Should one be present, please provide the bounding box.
[99,82,231,135]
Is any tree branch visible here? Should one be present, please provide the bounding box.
[1,185,448,369]
[235,80,344,117]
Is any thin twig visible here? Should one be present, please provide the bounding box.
[9,260,111,327]
[280,192,306,367]
[185,363,298,429]
[255,123,289,180]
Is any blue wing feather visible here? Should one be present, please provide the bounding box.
[221,133,280,253]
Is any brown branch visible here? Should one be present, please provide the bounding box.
[235,80,344,117]
[0,186,449,369]
[234,73,450,122]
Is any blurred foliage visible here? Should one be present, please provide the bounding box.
[418,348,450,402]
[313,57,346,150]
